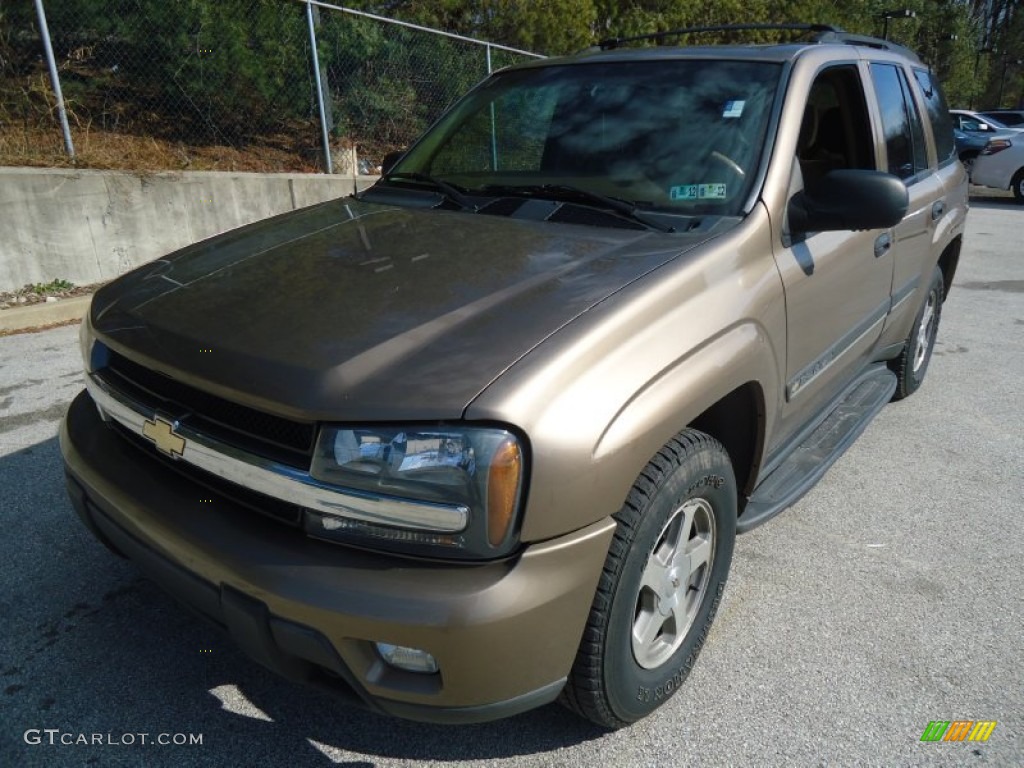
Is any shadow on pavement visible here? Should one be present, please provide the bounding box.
[1,435,606,767]
[968,192,1021,210]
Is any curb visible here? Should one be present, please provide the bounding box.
[0,295,92,334]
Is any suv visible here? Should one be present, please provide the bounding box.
[61,25,966,728]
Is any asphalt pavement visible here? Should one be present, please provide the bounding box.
[1,195,1021,767]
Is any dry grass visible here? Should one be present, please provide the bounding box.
[0,317,82,338]
[1,280,105,308]
[0,123,324,174]
[0,52,401,174]
[1,69,327,173]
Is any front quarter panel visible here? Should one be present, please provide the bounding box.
[467,206,785,542]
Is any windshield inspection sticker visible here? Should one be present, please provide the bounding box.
[670,185,699,201]
[670,184,727,201]
[699,183,727,199]
[723,100,745,118]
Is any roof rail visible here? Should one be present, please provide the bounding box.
[596,23,920,63]
[811,30,921,62]
[597,23,841,50]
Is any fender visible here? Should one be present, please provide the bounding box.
[594,321,776,463]
[468,207,786,542]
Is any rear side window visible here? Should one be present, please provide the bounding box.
[913,69,956,163]
[870,63,928,179]
[984,111,1024,126]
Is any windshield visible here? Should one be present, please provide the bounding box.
[391,59,783,218]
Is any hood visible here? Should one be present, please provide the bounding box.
[90,198,711,421]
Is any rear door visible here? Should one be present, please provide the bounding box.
[866,62,946,336]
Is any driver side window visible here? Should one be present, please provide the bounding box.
[796,66,874,188]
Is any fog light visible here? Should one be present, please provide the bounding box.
[375,643,439,674]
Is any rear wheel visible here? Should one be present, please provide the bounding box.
[1013,169,1024,203]
[560,429,736,728]
[959,151,978,177]
[890,266,944,400]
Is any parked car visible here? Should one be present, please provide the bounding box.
[981,109,1024,127]
[61,24,967,728]
[971,134,1024,201]
[950,108,1022,134]
[955,128,989,171]
[954,127,1016,174]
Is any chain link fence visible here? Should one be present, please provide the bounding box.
[0,0,542,174]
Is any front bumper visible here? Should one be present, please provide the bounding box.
[60,390,615,723]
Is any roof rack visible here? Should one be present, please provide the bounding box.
[812,30,920,62]
[595,23,921,63]
[596,23,840,50]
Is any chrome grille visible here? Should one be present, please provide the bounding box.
[100,349,315,469]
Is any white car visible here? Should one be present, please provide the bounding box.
[950,109,1024,139]
[971,135,1024,202]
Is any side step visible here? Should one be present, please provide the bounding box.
[738,366,897,533]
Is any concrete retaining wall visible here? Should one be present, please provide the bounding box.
[0,167,377,292]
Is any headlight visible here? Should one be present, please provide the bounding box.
[309,425,525,558]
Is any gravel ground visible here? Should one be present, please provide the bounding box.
[0,196,1021,767]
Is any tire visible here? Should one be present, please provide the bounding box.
[1013,169,1024,203]
[889,265,944,400]
[560,429,736,728]
[959,152,977,178]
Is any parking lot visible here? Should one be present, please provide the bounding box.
[1,196,1021,767]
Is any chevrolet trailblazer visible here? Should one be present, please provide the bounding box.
[61,25,966,727]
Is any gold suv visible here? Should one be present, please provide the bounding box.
[62,25,967,727]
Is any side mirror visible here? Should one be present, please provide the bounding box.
[788,169,908,234]
[382,150,405,175]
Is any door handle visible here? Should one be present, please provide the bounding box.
[932,200,945,221]
[874,232,892,258]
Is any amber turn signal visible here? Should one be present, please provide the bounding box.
[487,437,522,547]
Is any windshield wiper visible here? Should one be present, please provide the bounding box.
[380,172,478,212]
[478,183,675,233]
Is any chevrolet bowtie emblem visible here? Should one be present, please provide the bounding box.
[142,417,186,458]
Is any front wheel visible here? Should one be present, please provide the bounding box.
[889,265,944,400]
[559,429,736,728]
[1013,169,1024,203]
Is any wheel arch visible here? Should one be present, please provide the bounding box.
[586,320,776,535]
[1012,167,1024,202]
[506,319,779,543]
[937,234,962,302]
[688,381,766,506]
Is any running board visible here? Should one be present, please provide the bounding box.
[738,367,897,533]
